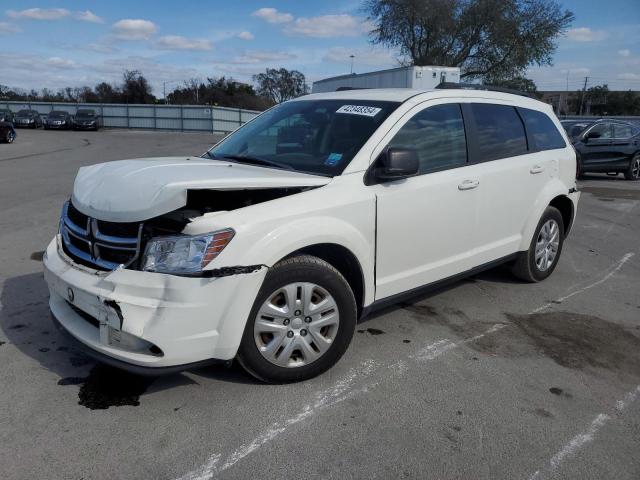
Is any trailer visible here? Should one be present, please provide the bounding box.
[312,66,460,93]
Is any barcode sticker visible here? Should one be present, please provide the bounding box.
[336,105,382,117]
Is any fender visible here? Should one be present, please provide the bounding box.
[518,178,574,252]
[231,215,376,306]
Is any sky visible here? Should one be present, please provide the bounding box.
[0,0,639,97]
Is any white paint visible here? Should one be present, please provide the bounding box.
[549,413,610,469]
[529,252,635,314]
[412,324,506,361]
[526,384,640,480]
[176,359,380,480]
[615,385,640,412]
[176,324,507,480]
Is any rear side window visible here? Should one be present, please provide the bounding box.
[387,103,467,174]
[613,124,634,138]
[470,104,527,161]
[519,108,566,150]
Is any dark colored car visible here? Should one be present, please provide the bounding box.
[73,109,101,131]
[0,108,15,123]
[14,109,43,128]
[1,121,17,143]
[44,110,73,130]
[562,119,640,180]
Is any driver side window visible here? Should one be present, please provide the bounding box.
[589,123,613,139]
[387,103,467,174]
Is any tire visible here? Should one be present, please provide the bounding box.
[237,255,357,383]
[512,206,564,282]
[624,154,640,181]
[4,130,14,143]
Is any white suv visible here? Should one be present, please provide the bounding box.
[44,88,579,383]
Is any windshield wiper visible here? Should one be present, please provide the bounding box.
[220,154,294,171]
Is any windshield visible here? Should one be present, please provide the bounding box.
[49,111,67,118]
[77,110,95,117]
[17,110,33,117]
[206,99,400,176]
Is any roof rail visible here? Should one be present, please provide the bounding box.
[335,86,368,91]
[436,82,538,99]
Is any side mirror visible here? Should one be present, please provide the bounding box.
[374,147,419,182]
[584,131,601,142]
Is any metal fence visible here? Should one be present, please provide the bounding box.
[1,101,261,134]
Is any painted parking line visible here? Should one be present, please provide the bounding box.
[176,252,636,480]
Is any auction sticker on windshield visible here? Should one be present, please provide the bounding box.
[336,105,382,117]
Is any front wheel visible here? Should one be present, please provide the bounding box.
[237,255,357,383]
[4,130,15,143]
[624,154,640,181]
[512,206,564,282]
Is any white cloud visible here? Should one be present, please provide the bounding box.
[237,31,254,40]
[0,21,21,34]
[251,8,293,24]
[7,8,70,20]
[285,14,370,38]
[618,49,631,57]
[75,10,104,24]
[323,47,397,67]
[85,42,118,54]
[231,50,296,64]
[617,72,640,80]
[46,57,76,68]
[565,27,607,42]
[112,19,158,40]
[156,35,212,51]
[7,8,104,24]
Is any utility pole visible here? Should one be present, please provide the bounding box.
[163,81,167,105]
[578,76,589,115]
[349,55,355,74]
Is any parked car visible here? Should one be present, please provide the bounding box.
[14,109,43,128]
[561,119,640,180]
[44,87,579,383]
[73,109,101,130]
[44,110,73,130]
[0,121,16,143]
[0,108,15,123]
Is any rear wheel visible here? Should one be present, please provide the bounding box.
[512,206,564,282]
[624,154,640,180]
[237,255,357,383]
[4,129,14,143]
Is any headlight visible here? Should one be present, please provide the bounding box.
[142,228,235,274]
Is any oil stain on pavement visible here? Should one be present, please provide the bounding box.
[472,312,640,379]
[59,365,156,410]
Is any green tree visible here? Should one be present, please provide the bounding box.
[365,0,574,80]
[122,70,155,104]
[253,68,306,104]
[485,76,540,96]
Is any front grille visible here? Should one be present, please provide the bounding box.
[60,201,142,271]
[67,202,88,227]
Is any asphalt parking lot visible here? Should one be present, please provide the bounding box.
[1,129,639,480]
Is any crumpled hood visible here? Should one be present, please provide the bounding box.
[72,157,331,222]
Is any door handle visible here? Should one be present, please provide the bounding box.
[458,179,479,190]
[530,165,544,174]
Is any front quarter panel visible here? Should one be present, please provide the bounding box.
[183,175,377,306]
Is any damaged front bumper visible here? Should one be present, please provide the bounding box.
[43,237,267,373]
